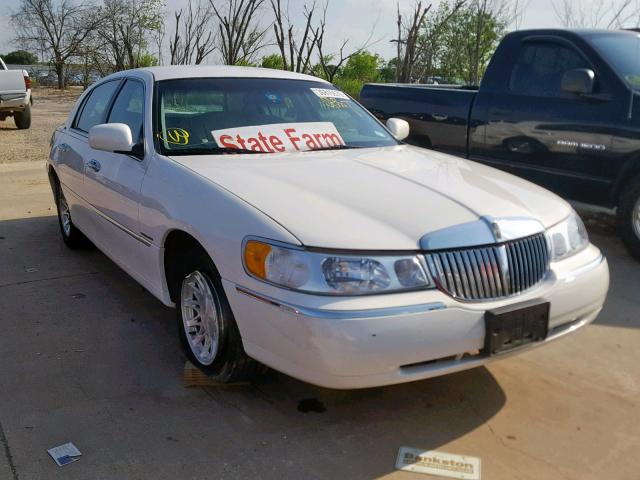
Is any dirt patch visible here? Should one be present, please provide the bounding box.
[0,87,82,164]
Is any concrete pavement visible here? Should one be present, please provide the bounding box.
[0,161,639,480]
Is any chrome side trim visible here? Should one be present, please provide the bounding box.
[235,286,446,319]
[90,205,152,247]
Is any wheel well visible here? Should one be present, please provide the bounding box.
[613,159,640,206]
[163,230,209,303]
[48,165,59,196]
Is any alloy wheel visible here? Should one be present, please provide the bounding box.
[59,189,71,237]
[180,271,221,366]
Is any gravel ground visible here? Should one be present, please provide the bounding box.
[0,87,82,164]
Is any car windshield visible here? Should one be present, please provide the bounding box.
[588,32,640,91]
[154,77,398,155]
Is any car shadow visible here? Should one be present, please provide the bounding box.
[579,208,640,330]
[0,215,507,479]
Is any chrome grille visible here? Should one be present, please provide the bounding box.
[425,233,550,301]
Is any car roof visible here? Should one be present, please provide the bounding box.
[135,65,330,83]
[506,28,640,39]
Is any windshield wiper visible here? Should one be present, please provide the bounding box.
[168,147,267,156]
[309,145,364,152]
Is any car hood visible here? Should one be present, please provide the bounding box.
[170,145,572,250]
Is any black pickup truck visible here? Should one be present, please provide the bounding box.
[361,29,640,259]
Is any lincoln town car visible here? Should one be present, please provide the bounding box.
[47,66,609,389]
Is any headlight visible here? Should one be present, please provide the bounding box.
[547,210,589,261]
[243,239,434,295]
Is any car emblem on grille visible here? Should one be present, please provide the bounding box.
[491,221,502,241]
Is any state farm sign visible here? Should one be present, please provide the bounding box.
[211,122,345,153]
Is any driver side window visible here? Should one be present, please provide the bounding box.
[107,79,145,143]
[509,42,590,97]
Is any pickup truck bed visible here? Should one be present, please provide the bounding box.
[361,84,477,155]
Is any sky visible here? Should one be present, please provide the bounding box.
[0,0,578,62]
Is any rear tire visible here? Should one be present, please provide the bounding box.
[14,104,31,129]
[55,181,91,249]
[618,176,640,261]
[175,250,265,383]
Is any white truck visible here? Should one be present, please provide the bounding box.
[0,57,32,129]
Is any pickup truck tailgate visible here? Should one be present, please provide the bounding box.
[0,70,26,97]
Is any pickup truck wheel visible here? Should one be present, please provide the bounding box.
[55,182,90,249]
[176,251,265,383]
[14,104,31,129]
[619,177,640,261]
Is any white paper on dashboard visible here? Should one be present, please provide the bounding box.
[211,122,345,153]
[310,88,350,99]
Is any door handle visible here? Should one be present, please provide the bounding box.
[432,113,448,121]
[86,159,101,172]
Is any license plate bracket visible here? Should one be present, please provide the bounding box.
[483,300,550,356]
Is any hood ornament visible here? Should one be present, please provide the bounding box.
[420,217,544,250]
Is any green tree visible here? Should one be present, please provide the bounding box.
[1,50,38,64]
[418,0,508,85]
[137,52,159,67]
[340,51,381,84]
[261,54,285,70]
[378,58,397,83]
[334,51,381,98]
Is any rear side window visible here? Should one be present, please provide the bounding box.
[75,81,120,132]
[509,42,590,97]
[107,79,144,143]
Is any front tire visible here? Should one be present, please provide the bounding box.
[175,251,264,383]
[14,104,31,129]
[619,176,640,261]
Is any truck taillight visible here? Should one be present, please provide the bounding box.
[24,76,31,90]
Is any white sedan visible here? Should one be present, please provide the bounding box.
[48,66,609,389]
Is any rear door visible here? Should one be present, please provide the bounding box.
[82,78,151,277]
[482,38,616,205]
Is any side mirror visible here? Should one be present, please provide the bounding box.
[562,68,595,95]
[386,118,410,141]
[89,123,134,154]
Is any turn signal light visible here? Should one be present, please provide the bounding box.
[244,240,272,279]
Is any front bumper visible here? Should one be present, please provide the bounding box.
[224,245,609,389]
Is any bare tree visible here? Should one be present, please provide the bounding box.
[96,0,164,72]
[393,1,465,83]
[170,0,217,65]
[393,2,431,83]
[315,4,378,82]
[210,0,267,65]
[553,0,640,29]
[271,0,323,73]
[12,0,100,89]
[510,0,530,30]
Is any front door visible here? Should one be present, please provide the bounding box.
[81,79,150,280]
[481,38,616,205]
